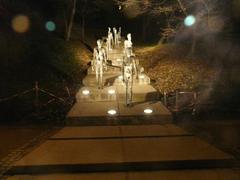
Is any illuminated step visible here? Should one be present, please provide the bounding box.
[76,86,117,102]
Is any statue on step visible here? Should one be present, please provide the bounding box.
[124,33,134,57]
[107,27,114,52]
[118,27,122,42]
[123,64,133,106]
[122,46,138,80]
[113,27,119,48]
[92,40,107,89]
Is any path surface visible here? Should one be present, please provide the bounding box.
[5,42,240,179]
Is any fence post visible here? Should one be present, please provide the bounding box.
[175,90,179,111]
[35,81,39,112]
[163,92,167,106]
[65,86,71,98]
[192,92,197,115]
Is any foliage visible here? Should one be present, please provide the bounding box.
[136,44,217,93]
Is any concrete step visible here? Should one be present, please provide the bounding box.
[87,66,121,75]
[75,86,117,102]
[82,74,120,87]
[6,124,237,175]
[66,101,172,126]
[7,169,240,180]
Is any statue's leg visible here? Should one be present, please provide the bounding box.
[100,65,103,89]
[96,68,99,89]
[126,80,128,106]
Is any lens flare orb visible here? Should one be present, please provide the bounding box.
[184,15,196,27]
[12,15,30,33]
[45,21,56,32]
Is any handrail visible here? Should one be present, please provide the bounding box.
[0,82,72,106]
[0,88,35,103]
[163,90,197,113]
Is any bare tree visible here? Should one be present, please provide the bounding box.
[65,0,77,41]
[115,0,225,55]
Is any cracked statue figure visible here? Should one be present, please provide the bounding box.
[92,40,107,89]
[107,27,114,53]
[124,64,133,106]
[124,33,133,57]
[113,27,119,48]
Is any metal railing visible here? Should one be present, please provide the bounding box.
[163,90,198,114]
[0,82,73,120]
[0,81,72,105]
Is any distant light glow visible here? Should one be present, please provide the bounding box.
[108,109,117,115]
[144,108,153,114]
[108,89,116,95]
[184,15,196,27]
[45,21,56,32]
[82,89,90,95]
[139,75,145,79]
[118,75,123,80]
[11,15,30,33]
[117,58,121,62]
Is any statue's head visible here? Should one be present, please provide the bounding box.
[97,39,102,48]
[127,33,131,41]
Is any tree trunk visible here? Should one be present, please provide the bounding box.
[190,28,196,56]
[142,16,150,42]
[81,14,85,41]
[65,0,77,41]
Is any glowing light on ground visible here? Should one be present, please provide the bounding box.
[82,89,90,95]
[144,108,153,114]
[184,15,196,27]
[45,21,56,32]
[139,75,145,79]
[108,109,117,115]
[11,15,30,33]
[108,89,116,95]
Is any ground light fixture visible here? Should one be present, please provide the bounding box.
[108,89,116,95]
[118,75,123,80]
[139,75,145,79]
[144,108,153,114]
[107,109,117,115]
[82,89,90,95]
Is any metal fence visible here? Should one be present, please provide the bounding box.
[163,90,198,115]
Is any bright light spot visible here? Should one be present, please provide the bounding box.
[119,5,122,10]
[117,58,121,62]
[11,15,30,33]
[108,109,117,115]
[184,15,196,27]
[45,21,56,32]
[108,89,116,95]
[82,89,90,95]
[139,75,145,79]
[144,108,153,114]
[118,75,123,80]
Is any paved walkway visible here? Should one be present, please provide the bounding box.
[5,41,240,179]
